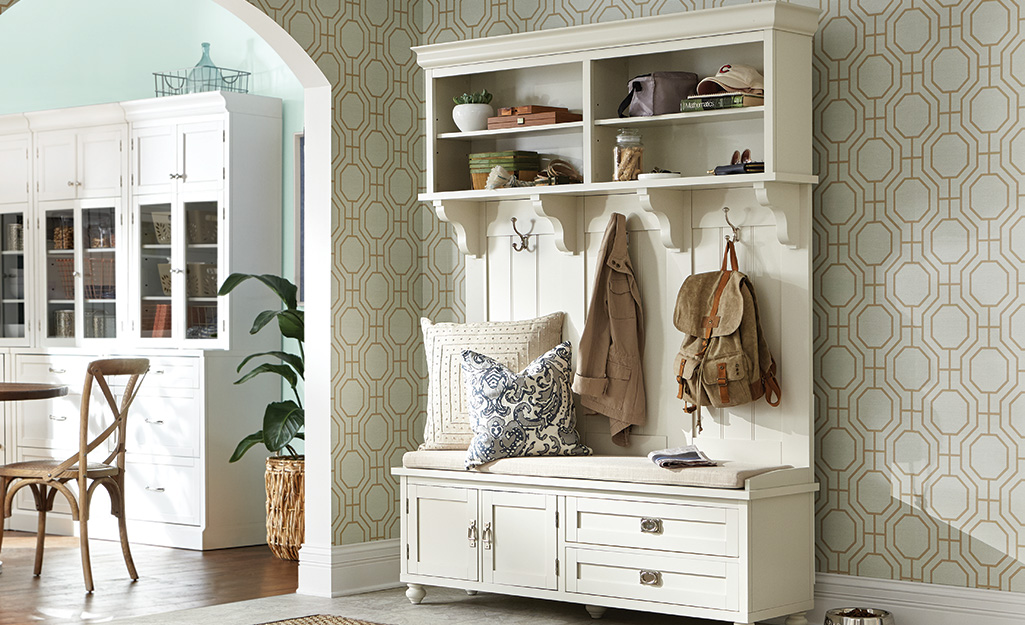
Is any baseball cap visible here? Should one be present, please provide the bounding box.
[696,64,765,95]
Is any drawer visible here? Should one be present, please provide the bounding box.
[123,456,201,526]
[118,388,201,457]
[16,354,91,388]
[565,546,739,611]
[16,391,105,449]
[140,358,200,390]
[565,497,739,557]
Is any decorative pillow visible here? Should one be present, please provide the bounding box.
[462,341,591,469]
[420,313,564,450]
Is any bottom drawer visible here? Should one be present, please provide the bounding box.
[564,547,739,611]
[123,457,201,526]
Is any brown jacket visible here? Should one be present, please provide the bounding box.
[572,213,646,446]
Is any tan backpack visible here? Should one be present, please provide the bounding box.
[672,240,781,432]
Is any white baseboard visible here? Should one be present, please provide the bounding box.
[297,539,402,598]
[784,573,1025,625]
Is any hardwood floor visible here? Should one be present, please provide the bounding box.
[0,530,297,625]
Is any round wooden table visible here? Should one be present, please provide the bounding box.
[0,382,68,573]
[0,382,68,401]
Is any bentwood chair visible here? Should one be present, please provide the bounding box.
[0,358,149,592]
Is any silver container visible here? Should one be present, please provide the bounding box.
[53,310,75,338]
[5,223,22,251]
[825,607,895,625]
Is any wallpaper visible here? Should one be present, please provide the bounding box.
[421,0,1025,595]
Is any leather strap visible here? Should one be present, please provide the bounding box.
[676,360,686,399]
[716,362,730,403]
[720,239,739,272]
[762,359,782,407]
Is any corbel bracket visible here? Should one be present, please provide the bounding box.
[531,194,581,255]
[754,181,804,248]
[432,199,482,258]
[636,187,690,252]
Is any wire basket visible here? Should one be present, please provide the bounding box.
[154,67,250,97]
[54,257,75,299]
[84,257,115,299]
[187,304,218,338]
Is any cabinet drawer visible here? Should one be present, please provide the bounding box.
[123,457,201,526]
[143,358,200,389]
[565,497,739,557]
[565,546,739,612]
[120,388,200,457]
[16,391,105,449]
[16,354,91,388]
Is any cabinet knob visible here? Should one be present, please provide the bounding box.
[640,518,663,534]
[639,570,661,586]
[67,181,75,187]
[76,181,83,187]
[467,519,477,548]
[170,268,184,274]
[145,486,165,493]
[48,414,67,422]
[481,522,493,550]
[72,271,82,278]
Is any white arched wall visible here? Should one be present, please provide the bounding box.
[208,0,334,597]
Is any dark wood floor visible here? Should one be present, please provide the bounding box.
[0,530,297,625]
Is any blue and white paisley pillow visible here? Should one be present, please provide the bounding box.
[462,341,591,469]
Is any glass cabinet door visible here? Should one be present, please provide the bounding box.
[81,204,117,339]
[0,209,26,340]
[183,199,219,341]
[44,206,76,341]
[137,200,174,340]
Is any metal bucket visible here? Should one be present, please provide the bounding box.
[825,607,895,625]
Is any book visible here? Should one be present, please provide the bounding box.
[680,92,764,112]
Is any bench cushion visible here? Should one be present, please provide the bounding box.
[402,451,789,489]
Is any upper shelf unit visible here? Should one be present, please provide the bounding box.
[417,1,818,207]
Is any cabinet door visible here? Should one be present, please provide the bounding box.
[179,121,224,192]
[78,127,123,198]
[80,201,120,340]
[181,194,221,344]
[133,125,176,195]
[407,483,479,581]
[36,131,77,202]
[41,203,77,343]
[0,135,30,204]
[0,207,28,342]
[133,197,176,342]
[481,490,558,589]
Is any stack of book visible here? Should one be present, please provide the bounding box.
[647,445,717,468]
[467,150,539,189]
[487,105,582,130]
[680,92,764,113]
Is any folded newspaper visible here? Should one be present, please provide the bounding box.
[647,445,717,468]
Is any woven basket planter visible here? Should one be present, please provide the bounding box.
[265,456,305,561]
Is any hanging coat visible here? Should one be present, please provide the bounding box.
[572,212,646,446]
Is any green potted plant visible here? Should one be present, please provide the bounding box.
[452,88,494,132]
[218,272,304,561]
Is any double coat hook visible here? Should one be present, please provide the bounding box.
[510,217,532,252]
[722,207,740,243]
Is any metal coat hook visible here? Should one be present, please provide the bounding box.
[722,207,740,243]
[511,217,532,252]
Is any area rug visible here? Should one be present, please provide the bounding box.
[257,617,390,625]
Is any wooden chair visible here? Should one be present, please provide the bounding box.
[0,358,149,592]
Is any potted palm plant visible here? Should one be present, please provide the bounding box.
[218,273,304,560]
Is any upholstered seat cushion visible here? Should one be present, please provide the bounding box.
[402,451,789,490]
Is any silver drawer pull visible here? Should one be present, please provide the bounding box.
[48,367,66,374]
[640,518,663,534]
[639,570,661,586]
[468,520,477,547]
[153,369,166,375]
[145,486,165,493]
[48,414,67,422]
[145,418,165,425]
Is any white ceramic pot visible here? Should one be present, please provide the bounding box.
[452,103,493,132]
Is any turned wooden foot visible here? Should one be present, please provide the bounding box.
[785,613,809,625]
[584,605,607,619]
[465,589,478,595]
[405,583,426,604]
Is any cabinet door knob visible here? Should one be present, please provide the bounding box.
[67,181,75,187]
[481,522,492,550]
[145,486,165,493]
[640,518,663,534]
[170,268,184,274]
[639,570,661,586]
[467,519,477,547]
[76,181,83,186]
[48,414,67,422]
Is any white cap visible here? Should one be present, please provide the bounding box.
[696,64,765,95]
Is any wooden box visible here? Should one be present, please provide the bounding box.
[487,110,583,130]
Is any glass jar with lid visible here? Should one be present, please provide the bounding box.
[613,128,643,181]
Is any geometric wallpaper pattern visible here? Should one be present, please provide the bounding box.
[4,0,1022,595]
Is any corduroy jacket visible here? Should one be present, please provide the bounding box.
[572,212,646,446]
